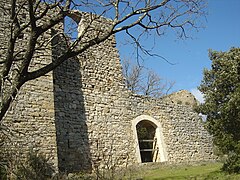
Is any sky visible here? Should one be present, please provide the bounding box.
[115,0,240,102]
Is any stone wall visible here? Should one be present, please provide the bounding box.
[0,1,60,170]
[51,17,215,171]
[163,90,199,107]
[2,72,59,168]
[0,7,215,173]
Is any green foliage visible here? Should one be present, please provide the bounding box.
[222,152,240,174]
[198,47,240,173]
[0,162,7,180]
[177,100,182,104]
[0,146,60,180]
[15,150,55,180]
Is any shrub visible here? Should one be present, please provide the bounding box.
[0,146,60,180]
[222,152,240,174]
[14,150,55,180]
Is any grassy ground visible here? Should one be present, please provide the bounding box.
[67,162,240,179]
[134,162,240,180]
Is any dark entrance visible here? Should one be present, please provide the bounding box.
[136,120,158,162]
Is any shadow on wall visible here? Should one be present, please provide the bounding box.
[52,29,91,173]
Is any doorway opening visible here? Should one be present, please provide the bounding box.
[136,120,158,162]
[132,115,168,163]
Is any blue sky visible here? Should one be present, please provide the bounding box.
[115,0,240,101]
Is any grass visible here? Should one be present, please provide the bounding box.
[47,162,240,179]
[130,162,240,180]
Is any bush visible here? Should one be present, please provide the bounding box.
[14,150,55,180]
[0,147,61,180]
[222,152,240,174]
[0,162,7,180]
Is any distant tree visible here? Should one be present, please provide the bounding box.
[198,48,240,173]
[140,70,175,97]
[0,0,207,122]
[122,59,143,93]
[122,59,175,97]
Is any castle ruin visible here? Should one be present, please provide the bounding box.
[0,2,215,173]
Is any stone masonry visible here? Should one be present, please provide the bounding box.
[0,4,215,173]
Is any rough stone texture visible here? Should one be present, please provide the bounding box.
[0,7,215,173]
[163,90,199,107]
[51,23,215,171]
[0,2,60,169]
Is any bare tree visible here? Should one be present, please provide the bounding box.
[0,0,206,122]
[141,70,175,97]
[122,59,175,97]
[122,59,143,93]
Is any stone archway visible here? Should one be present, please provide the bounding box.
[137,120,157,162]
[132,115,168,163]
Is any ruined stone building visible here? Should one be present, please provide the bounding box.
[0,2,215,173]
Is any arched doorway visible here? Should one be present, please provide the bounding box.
[137,120,158,162]
[132,115,168,163]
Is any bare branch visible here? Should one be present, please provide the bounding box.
[0,0,207,121]
[122,59,174,97]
